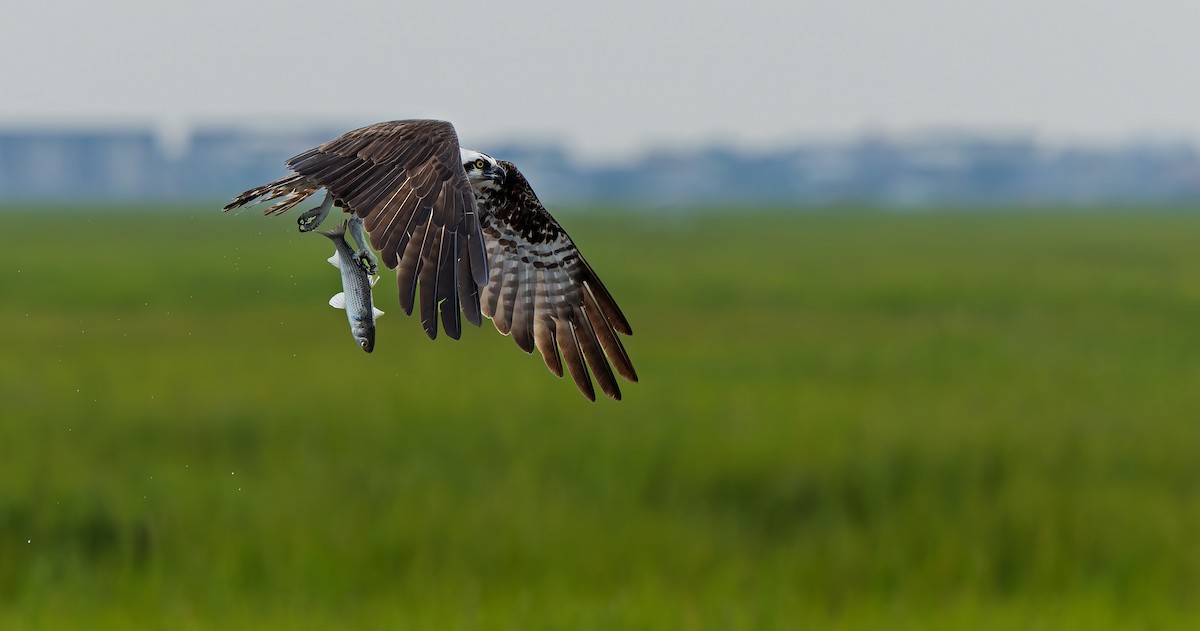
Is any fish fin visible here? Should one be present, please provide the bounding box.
[373,307,385,318]
[318,220,348,239]
[369,275,379,287]
[329,292,346,309]
[327,253,340,268]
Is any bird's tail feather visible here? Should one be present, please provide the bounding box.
[223,174,319,216]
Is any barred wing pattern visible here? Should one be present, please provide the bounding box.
[222,173,320,217]
[285,120,488,340]
[479,161,637,401]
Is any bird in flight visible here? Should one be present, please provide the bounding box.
[224,119,637,401]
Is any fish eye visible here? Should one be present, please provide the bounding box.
[474,159,486,169]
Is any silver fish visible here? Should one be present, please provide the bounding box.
[320,219,384,353]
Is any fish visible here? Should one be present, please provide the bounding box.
[319,219,384,353]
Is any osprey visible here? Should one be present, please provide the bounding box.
[224,119,636,401]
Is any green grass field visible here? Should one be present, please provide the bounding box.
[3,205,1200,628]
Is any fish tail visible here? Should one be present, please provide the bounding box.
[318,220,349,240]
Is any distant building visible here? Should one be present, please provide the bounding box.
[0,128,162,198]
[172,127,343,199]
[1,125,1199,206]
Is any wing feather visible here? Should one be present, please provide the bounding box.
[510,260,536,353]
[577,258,633,336]
[555,318,596,402]
[350,162,405,212]
[375,188,423,269]
[417,225,445,338]
[396,222,429,316]
[571,305,620,400]
[437,226,462,340]
[457,232,483,327]
[223,173,320,216]
[493,252,522,335]
[483,243,519,331]
[477,160,636,400]
[582,286,638,382]
[534,314,563,378]
[480,232,509,318]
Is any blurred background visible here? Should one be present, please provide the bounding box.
[3,1,1200,628]
[6,0,1200,208]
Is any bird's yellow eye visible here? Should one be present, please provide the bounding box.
[475,159,486,169]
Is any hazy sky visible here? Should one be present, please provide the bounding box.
[4,0,1199,158]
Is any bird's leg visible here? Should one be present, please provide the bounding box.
[347,215,378,276]
[297,192,334,232]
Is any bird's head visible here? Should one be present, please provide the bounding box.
[460,149,506,189]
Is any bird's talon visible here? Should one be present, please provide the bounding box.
[297,194,334,232]
[356,251,378,276]
[297,212,321,232]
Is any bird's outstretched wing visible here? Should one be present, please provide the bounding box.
[479,161,637,401]
[285,119,487,340]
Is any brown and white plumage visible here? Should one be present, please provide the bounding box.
[224,119,636,400]
[476,161,637,401]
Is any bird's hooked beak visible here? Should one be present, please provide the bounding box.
[484,162,506,185]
